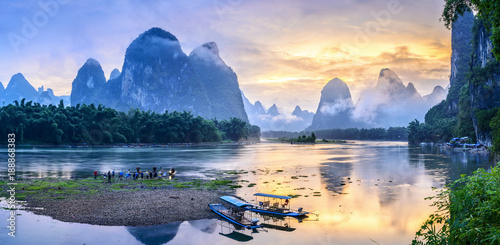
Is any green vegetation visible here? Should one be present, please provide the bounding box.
[412,164,500,244]
[489,111,500,154]
[0,177,243,201]
[442,0,500,60]
[263,127,408,141]
[0,101,259,144]
[408,83,477,145]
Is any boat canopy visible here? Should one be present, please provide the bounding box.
[254,193,292,200]
[220,196,252,208]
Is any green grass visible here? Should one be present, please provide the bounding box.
[0,176,242,201]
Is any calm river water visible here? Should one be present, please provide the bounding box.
[0,141,494,245]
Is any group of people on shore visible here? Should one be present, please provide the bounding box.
[93,166,176,183]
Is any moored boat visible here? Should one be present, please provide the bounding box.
[245,193,309,217]
[209,196,261,230]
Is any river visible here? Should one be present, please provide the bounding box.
[0,141,494,244]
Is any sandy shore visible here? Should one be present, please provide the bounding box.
[24,189,228,226]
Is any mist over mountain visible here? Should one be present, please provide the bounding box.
[242,92,314,132]
[292,106,314,122]
[189,42,248,122]
[95,28,212,118]
[267,104,280,117]
[68,28,249,121]
[308,69,447,130]
[308,78,360,130]
[423,85,447,105]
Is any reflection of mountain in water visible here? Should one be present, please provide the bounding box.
[127,222,181,245]
[320,159,352,194]
[188,219,217,234]
[319,144,419,207]
[409,145,492,185]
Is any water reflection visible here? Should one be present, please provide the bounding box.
[127,222,181,245]
[0,142,495,245]
[410,145,492,184]
[188,219,217,234]
[0,145,249,179]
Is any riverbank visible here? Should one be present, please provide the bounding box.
[264,138,347,144]
[1,177,240,226]
[0,141,258,148]
[25,189,224,226]
[420,142,491,154]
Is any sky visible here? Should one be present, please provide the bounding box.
[0,0,452,113]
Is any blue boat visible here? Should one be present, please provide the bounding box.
[245,193,309,217]
[209,196,261,230]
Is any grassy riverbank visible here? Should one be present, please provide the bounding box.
[412,163,500,244]
[0,176,249,226]
[0,176,244,201]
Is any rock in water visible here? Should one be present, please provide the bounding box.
[189,42,248,121]
[71,58,106,106]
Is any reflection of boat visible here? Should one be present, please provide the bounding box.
[257,212,298,232]
[246,193,309,217]
[209,196,261,229]
[219,231,254,242]
[260,223,296,232]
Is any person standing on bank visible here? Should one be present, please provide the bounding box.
[107,171,111,183]
[94,170,97,179]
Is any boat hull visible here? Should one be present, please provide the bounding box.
[209,204,261,229]
[245,207,308,217]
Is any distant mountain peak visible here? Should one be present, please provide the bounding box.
[267,104,280,116]
[125,28,183,62]
[2,73,43,105]
[321,77,353,101]
[201,42,219,55]
[292,105,302,113]
[109,68,121,81]
[70,58,106,106]
[85,58,101,67]
[431,85,445,93]
[190,42,228,69]
[377,68,404,87]
[405,82,422,99]
[140,27,179,42]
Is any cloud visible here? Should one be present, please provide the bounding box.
[0,0,451,113]
[320,98,354,116]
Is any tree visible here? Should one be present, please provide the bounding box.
[219,117,248,141]
[442,0,500,60]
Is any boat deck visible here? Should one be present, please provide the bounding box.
[218,208,254,226]
[210,204,255,227]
